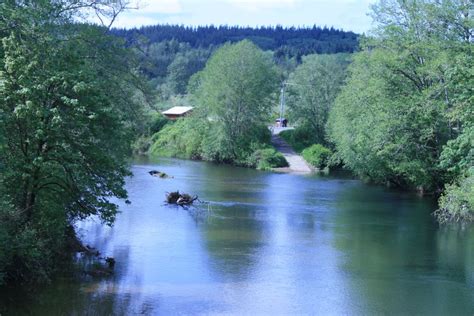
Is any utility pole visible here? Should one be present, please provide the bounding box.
[278,81,311,126]
[279,82,285,125]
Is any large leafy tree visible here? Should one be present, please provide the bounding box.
[286,53,350,144]
[0,0,146,283]
[328,0,473,192]
[192,40,278,162]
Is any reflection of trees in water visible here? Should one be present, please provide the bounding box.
[200,204,267,281]
[332,185,439,271]
[330,184,474,314]
[197,163,268,203]
[198,171,340,283]
[1,245,159,315]
[284,178,351,234]
[286,212,317,230]
[192,164,270,281]
[435,225,474,286]
[0,239,157,315]
[75,217,114,254]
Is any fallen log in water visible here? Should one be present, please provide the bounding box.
[166,191,198,206]
[149,170,173,179]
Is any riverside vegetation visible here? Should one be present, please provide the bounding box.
[0,0,472,288]
[144,0,474,222]
[328,0,473,223]
[0,0,149,285]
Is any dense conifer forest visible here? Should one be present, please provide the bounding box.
[112,24,359,58]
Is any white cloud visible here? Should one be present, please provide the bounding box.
[113,14,162,28]
[110,0,182,29]
[225,0,298,11]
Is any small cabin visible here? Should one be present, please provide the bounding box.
[162,106,194,120]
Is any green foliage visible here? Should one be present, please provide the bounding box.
[114,25,359,64]
[439,126,474,181]
[0,1,146,284]
[132,135,153,156]
[279,128,315,153]
[150,114,274,167]
[150,117,205,160]
[132,113,170,155]
[286,54,351,144]
[247,147,289,170]
[165,50,210,96]
[129,38,212,100]
[435,169,474,224]
[162,40,278,164]
[327,0,473,192]
[149,113,169,135]
[0,207,11,286]
[302,144,332,169]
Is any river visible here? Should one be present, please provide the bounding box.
[2,157,474,315]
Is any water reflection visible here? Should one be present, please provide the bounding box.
[436,225,474,286]
[332,185,474,314]
[2,158,474,315]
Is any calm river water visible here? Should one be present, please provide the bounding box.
[2,157,474,315]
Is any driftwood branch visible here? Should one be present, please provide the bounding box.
[166,191,198,206]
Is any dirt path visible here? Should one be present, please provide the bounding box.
[271,128,313,174]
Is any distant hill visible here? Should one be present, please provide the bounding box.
[112,24,359,58]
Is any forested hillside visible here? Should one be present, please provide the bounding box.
[111,25,359,100]
[113,24,359,58]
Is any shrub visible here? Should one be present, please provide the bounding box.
[149,113,169,135]
[0,200,69,285]
[149,118,204,159]
[302,144,332,169]
[149,116,275,166]
[435,169,474,224]
[132,135,153,155]
[247,147,289,170]
[279,127,315,153]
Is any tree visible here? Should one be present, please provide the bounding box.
[164,49,210,96]
[435,167,474,223]
[192,40,279,162]
[286,54,350,144]
[327,0,473,193]
[112,24,359,58]
[0,0,146,283]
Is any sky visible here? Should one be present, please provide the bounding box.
[111,0,377,33]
